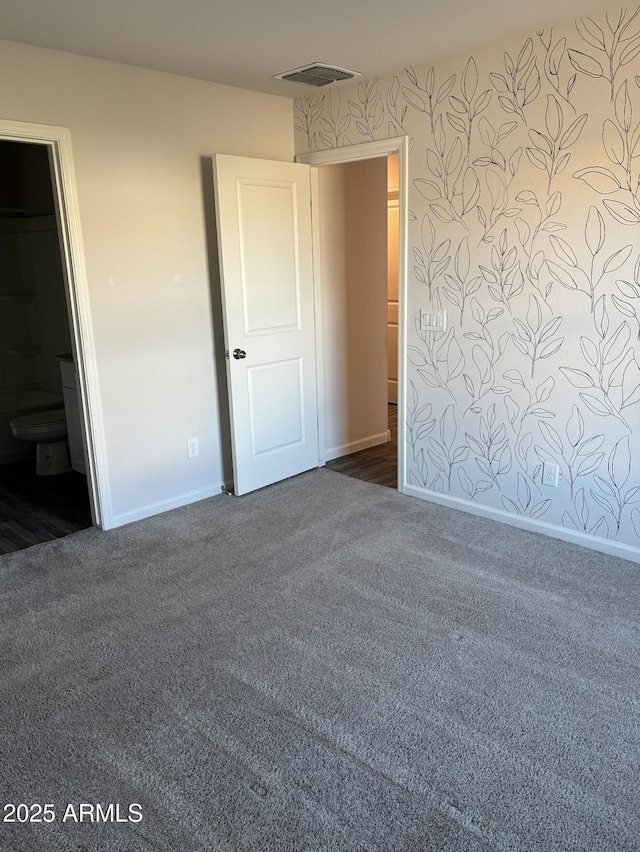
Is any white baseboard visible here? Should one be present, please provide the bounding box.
[107,483,224,529]
[325,431,389,462]
[403,483,640,565]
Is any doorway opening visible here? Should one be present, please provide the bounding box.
[324,153,398,489]
[0,138,93,552]
[298,137,408,493]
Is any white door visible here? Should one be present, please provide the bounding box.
[213,154,319,495]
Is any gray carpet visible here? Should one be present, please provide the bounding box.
[1,468,639,851]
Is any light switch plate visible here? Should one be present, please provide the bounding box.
[420,309,447,332]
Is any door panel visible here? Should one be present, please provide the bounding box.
[213,155,319,495]
[248,359,304,454]
[238,181,301,333]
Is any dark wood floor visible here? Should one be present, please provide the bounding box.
[0,457,92,554]
[326,404,397,489]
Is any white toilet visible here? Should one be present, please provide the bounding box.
[10,408,71,475]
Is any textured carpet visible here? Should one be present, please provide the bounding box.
[1,468,639,851]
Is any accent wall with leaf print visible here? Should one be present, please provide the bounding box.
[294,4,640,560]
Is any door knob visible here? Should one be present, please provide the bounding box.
[233,348,247,360]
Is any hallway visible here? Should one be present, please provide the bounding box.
[325,404,397,489]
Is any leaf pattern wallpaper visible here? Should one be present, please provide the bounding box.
[294,4,640,556]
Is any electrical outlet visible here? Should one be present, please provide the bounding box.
[542,462,559,487]
[187,437,199,459]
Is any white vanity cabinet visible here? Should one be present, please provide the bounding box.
[59,356,86,475]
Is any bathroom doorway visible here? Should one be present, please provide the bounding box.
[0,139,92,552]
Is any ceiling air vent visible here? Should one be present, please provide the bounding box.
[273,63,360,87]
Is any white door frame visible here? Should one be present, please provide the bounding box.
[297,137,409,493]
[0,119,108,528]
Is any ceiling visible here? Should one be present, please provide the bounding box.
[0,0,626,97]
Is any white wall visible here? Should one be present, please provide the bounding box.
[0,39,294,526]
[318,158,388,459]
[387,155,400,402]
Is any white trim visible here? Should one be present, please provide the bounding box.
[297,138,405,167]
[297,136,409,494]
[404,483,640,565]
[325,430,389,462]
[309,166,326,467]
[110,484,223,528]
[0,119,109,528]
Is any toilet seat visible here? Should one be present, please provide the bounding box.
[9,407,70,475]
[11,408,67,438]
